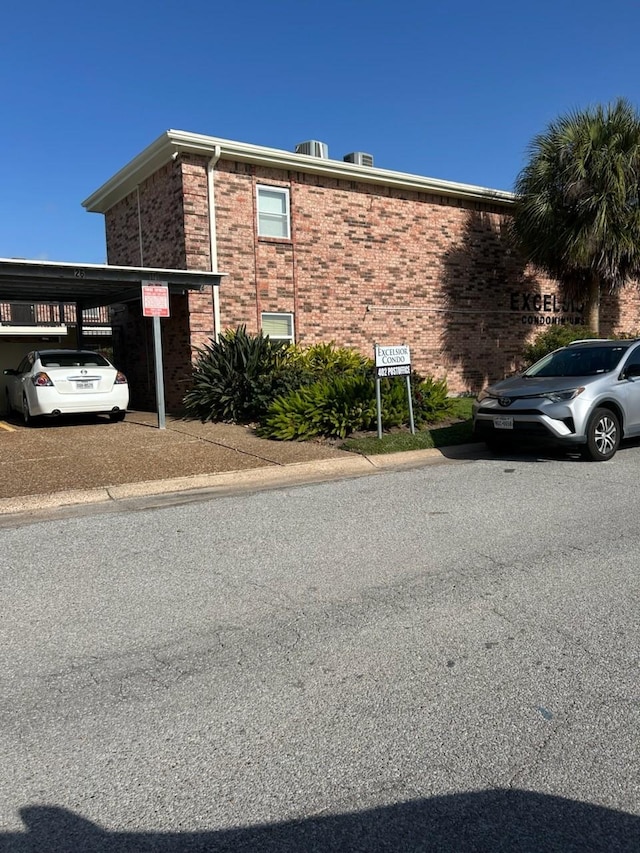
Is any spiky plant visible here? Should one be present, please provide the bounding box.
[183,326,298,423]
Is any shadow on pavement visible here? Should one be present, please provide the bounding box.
[2,789,638,852]
[445,436,640,464]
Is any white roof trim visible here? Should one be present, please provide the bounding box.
[83,130,515,214]
[0,325,67,336]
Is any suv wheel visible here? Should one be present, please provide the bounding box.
[582,407,620,461]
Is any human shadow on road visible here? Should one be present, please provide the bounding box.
[2,788,638,852]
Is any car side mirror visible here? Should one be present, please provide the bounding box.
[623,364,640,380]
[3,369,17,376]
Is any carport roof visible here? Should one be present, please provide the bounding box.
[0,258,224,309]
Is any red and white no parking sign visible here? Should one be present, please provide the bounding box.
[141,281,170,318]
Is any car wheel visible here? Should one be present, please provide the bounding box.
[5,390,12,417]
[109,411,126,423]
[582,407,620,461]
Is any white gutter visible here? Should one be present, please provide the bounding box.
[206,146,222,340]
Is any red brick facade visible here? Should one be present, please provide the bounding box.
[102,148,640,412]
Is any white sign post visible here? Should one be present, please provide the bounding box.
[142,281,170,430]
[374,344,415,439]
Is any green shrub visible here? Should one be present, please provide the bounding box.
[293,342,372,377]
[522,325,597,366]
[258,372,454,440]
[183,326,300,423]
[184,328,454,437]
[257,373,377,440]
[612,330,640,340]
[412,375,455,425]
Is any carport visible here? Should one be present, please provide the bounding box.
[0,258,224,425]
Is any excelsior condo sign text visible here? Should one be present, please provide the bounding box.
[375,345,411,377]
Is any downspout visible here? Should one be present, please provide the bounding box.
[136,184,153,398]
[136,185,144,265]
[206,146,222,340]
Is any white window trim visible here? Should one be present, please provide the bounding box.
[261,312,295,343]
[256,185,291,239]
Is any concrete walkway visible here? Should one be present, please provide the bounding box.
[0,411,483,516]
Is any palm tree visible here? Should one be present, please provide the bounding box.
[512,99,640,334]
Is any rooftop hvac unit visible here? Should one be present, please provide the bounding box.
[295,140,329,158]
[344,151,374,167]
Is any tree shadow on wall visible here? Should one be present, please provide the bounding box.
[2,789,639,852]
[439,210,626,392]
[439,210,540,392]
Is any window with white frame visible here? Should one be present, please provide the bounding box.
[262,312,294,342]
[257,186,290,239]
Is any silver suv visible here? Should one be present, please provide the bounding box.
[473,339,640,461]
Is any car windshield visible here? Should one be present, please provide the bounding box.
[39,352,111,368]
[525,345,629,378]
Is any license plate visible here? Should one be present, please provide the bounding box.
[75,381,94,390]
[494,416,513,430]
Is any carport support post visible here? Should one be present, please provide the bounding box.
[152,316,166,429]
[75,301,85,350]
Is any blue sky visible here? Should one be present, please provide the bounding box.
[2,0,639,264]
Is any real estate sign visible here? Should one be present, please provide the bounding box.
[374,343,414,438]
[375,344,411,377]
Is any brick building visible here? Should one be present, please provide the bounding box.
[83,131,640,412]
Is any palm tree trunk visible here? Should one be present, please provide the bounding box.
[586,272,601,335]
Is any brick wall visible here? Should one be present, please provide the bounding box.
[105,153,640,410]
[208,159,640,392]
[105,159,216,411]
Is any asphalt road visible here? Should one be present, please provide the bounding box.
[1,446,639,851]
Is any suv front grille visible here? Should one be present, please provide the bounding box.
[477,406,544,416]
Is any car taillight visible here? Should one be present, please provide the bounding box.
[32,372,53,387]
[115,371,127,384]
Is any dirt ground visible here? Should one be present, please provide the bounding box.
[0,410,352,500]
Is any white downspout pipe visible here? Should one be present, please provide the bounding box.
[207,146,222,340]
[136,185,144,265]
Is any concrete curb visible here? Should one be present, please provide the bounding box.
[0,443,485,518]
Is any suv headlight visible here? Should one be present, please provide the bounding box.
[541,387,585,402]
[477,389,494,403]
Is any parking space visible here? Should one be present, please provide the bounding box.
[0,411,351,500]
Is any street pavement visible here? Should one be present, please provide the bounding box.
[1,442,639,851]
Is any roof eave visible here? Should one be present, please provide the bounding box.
[82,129,515,214]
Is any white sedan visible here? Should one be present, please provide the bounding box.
[4,349,129,425]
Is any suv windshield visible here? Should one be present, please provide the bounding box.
[525,345,629,378]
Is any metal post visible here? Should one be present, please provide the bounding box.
[152,315,166,429]
[75,301,85,350]
[405,374,415,434]
[376,376,383,439]
[374,343,383,439]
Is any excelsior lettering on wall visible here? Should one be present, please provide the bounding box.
[510,292,585,326]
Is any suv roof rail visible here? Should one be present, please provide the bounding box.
[567,338,610,346]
